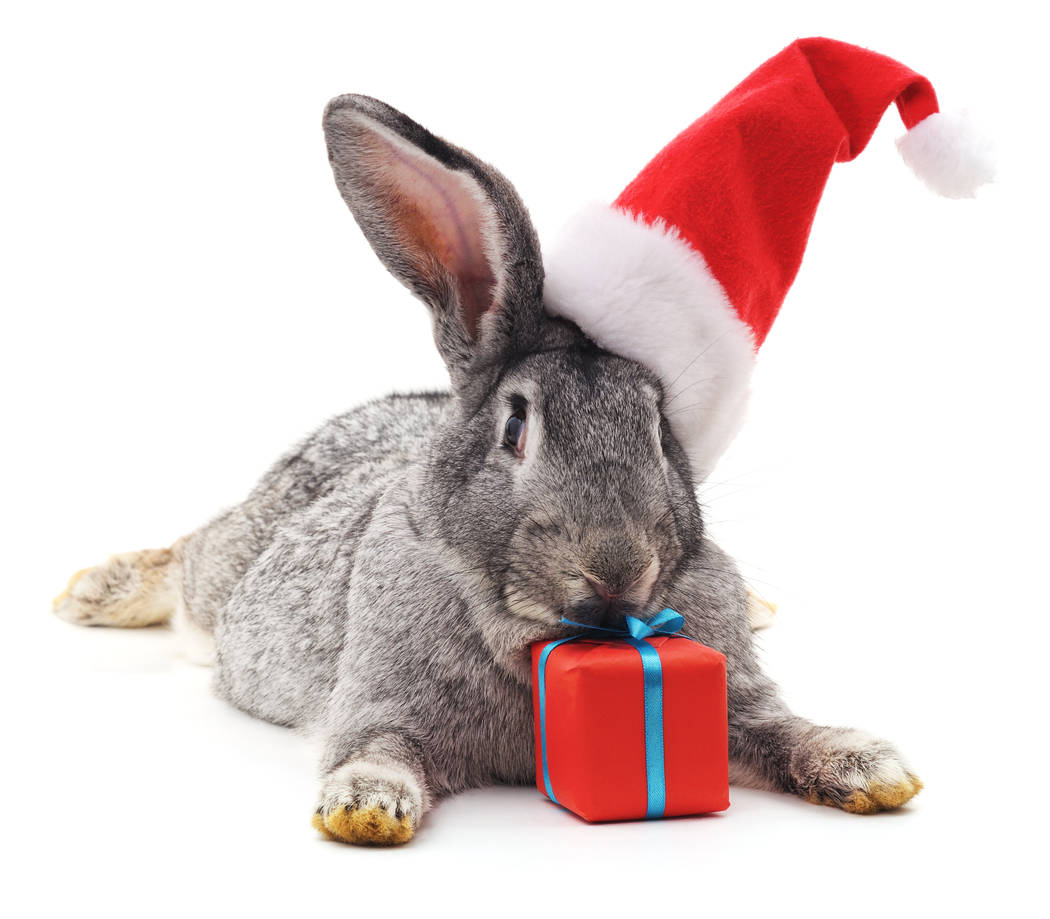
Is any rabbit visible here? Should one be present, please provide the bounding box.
[52,94,922,846]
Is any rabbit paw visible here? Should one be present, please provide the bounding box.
[795,727,923,814]
[312,760,423,846]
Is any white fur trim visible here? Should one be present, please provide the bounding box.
[896,111,995,199]
[543,205,755,481]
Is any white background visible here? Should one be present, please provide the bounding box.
[3,1,1046,916]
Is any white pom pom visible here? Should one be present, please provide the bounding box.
[896,111,995,199]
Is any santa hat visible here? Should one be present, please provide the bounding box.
[543,37,993,480]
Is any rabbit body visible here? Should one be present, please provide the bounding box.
[179,384,761,820]
[54,94,922,845]
[180,384,758,771]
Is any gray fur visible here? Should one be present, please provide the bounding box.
[65,94,920,836]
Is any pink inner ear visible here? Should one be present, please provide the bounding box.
[360,122,498,340]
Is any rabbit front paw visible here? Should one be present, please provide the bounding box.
[312,759,423,846]
[794,727,923,814]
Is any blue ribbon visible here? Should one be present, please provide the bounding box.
[536,608,688,819]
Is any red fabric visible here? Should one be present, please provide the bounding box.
[614,37,939,347]
[531,636,730,822]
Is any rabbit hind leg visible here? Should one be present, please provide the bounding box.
[53,546,178,628]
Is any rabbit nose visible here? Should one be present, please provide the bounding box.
[583,574,621,603]
[582,558,659,608]
[569,558,659,629]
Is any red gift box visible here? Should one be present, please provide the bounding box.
[531,627,730,822]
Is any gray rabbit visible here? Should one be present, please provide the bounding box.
[53,94,921,846]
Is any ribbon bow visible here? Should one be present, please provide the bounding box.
[560,607,686,640]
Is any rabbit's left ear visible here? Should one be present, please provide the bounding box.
[323,94,545,384]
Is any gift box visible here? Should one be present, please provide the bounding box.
[531,611,730,822]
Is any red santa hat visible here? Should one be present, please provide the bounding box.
[543,37,993,480]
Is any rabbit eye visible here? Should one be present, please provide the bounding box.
[504,408,527,455]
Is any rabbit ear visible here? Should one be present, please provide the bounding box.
[323,94,545,384]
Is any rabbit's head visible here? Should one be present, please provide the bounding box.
[324,96,703,630]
